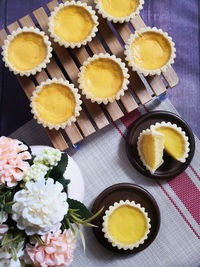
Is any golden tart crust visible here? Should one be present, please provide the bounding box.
[124,27,176,76]
[78,53,130,104]
[2,27,52,76]
[102,200,151,250]
[48,1,99,48]
[30,78,82,130]
[95,0,144,23]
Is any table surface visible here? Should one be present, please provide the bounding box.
[0,0,199,137]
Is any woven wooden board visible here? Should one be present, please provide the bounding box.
[0,0,179,151]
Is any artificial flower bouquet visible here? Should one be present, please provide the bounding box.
[0,136,100,266]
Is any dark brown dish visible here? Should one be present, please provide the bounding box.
[92,183,160,254]
[126,111,195,180]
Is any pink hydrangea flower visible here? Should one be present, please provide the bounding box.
[0,136,31,187]
[25,229,76,267]
[0,224,8,240]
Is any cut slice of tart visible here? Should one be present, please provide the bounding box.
[2,27,52,76]
[48,1,98,48]
[124,27,176,76]
[30,78,82,130]
[95,0,144,23]
[137,129,165,173]
[78,53,129,104]
[151,122,190,163]
[102,200,151,250]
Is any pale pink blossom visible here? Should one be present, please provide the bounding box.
[0,224,8,240]
[25,229,76,267]
[0,136,31,187]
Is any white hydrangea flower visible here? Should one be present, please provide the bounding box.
[12,178,68,235]
[34,148,62,168]
[23,163,48,182]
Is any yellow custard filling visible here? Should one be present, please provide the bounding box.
[100,0,139,17]
[33,83,75,125]
[130,32,172,70]
[155,127,185,160]
[7,32,47,71]
[53,5,95,43]
[108,205,147,245]
[83,58,124,99]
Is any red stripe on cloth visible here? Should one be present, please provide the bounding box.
[112,121,125,139]
[121,109,140,128]
[157,181,200,239]
[168,172,200,225]
[189,165,200,181]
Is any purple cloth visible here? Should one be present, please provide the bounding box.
[0,0,199,137]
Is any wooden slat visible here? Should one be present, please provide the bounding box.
[45,129,69,151]
[145,75,166,96]
[7,22,20,32]
[0,29,7,46]
[35,4,109,130]
[162,66,179,88]
[131,15,146,30]
[114,23,166,96]
[131,15,179,88]
[0,26,68,150]
[19,15,91,142]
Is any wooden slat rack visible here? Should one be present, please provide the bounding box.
[0,0,179,151]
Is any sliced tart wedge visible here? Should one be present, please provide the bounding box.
[137,129,165,173]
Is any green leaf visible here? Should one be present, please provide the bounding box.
[49,153,68,179]
[56,177,70,187]
[10,247,17,261]
[78,229,86,252]
[5,191,13,203]
[20,140,34,165]
[67,198,92,221]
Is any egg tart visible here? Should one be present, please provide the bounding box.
[151,122,190,163]
[48,1,98,48]
[2,27,52,76]
[30,78,82,130]
[102,200,151,250]
[78,53,129,104]
[95,0,144,23]
[124,27,176,76]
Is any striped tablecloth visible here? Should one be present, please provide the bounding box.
[10,98,200,267]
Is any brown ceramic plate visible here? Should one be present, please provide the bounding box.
[92,183,160,254]
[126,111,195,180]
